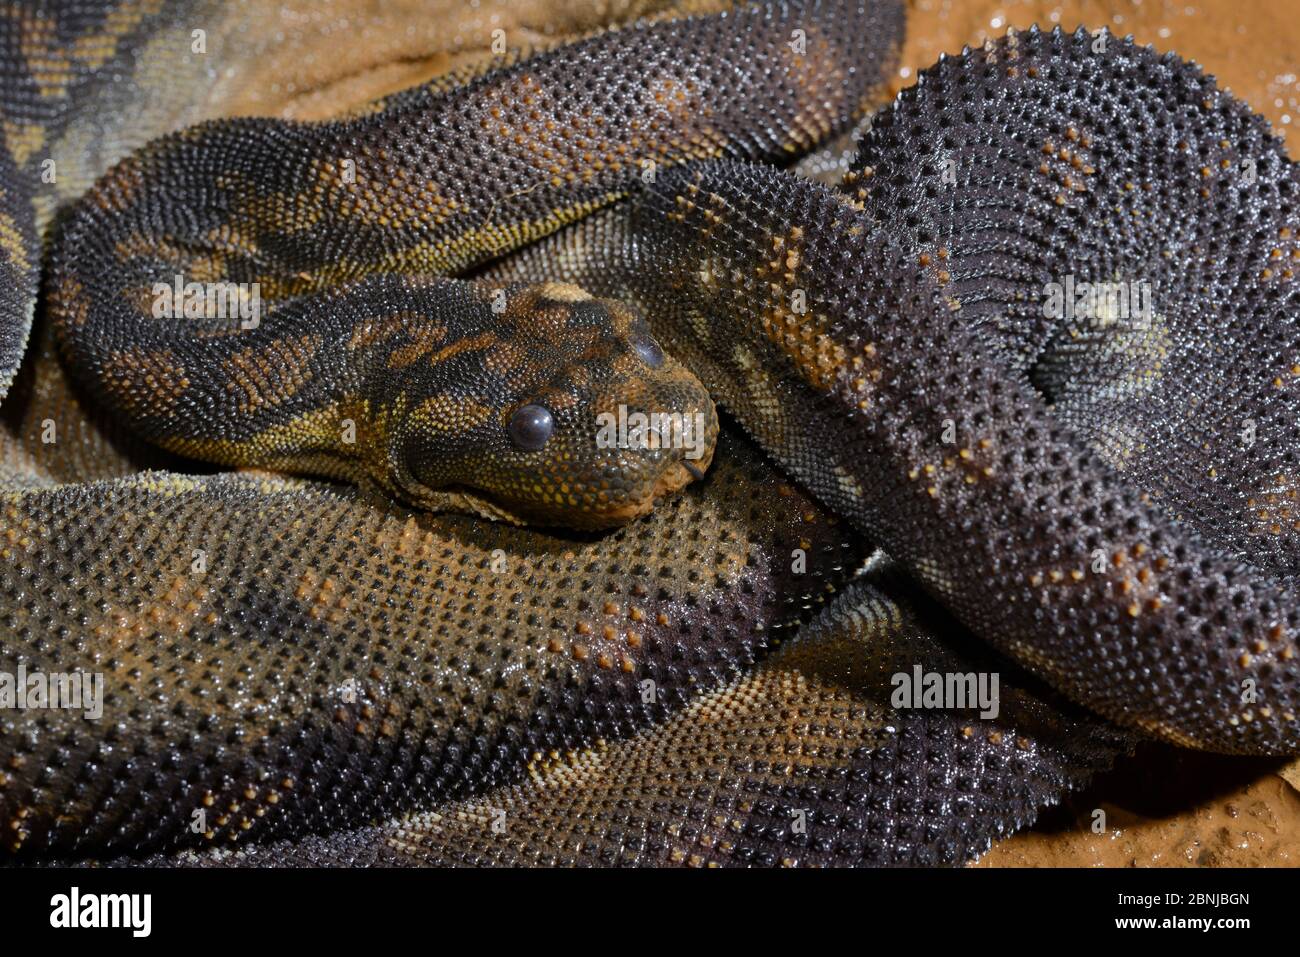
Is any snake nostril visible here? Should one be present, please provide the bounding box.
[508,404,554,451]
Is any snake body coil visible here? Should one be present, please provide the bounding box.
[496,28,1300,755]
[0,0,1297,865]
[48,0,901,526]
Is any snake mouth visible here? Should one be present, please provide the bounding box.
[416,447,715,531]
[657,454,711,499]
[585,445,717,528]
[649,444,716,504]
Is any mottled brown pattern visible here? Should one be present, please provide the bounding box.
[1,433,869,855]
[101,346,189,415]
[484,28,1300,756]
[16,0,1285,870]
[222,334,321,414]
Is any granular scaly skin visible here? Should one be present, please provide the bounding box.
[1,1,935,862]
[45,0,902,518]
[0,0,215,401]
[490,29,1300,754]
[1,1,1273,868]
[124,572,1129,868]
[48,0,898,291]
[0,130,36,403]
[1,432,867,857]
[55,270,722,529]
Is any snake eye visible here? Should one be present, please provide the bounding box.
[508,404,554,451]
[632,334,665,369]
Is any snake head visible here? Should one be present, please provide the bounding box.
[386,281,718,529]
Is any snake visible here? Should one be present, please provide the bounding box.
[0,0,1295,866]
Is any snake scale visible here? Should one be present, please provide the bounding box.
[0,0,1293,866]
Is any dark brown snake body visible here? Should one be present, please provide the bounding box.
[0,0,1294,866]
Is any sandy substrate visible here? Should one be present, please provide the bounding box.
[979,748,1300,866]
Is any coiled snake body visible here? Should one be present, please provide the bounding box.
[0,0,1295,865]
